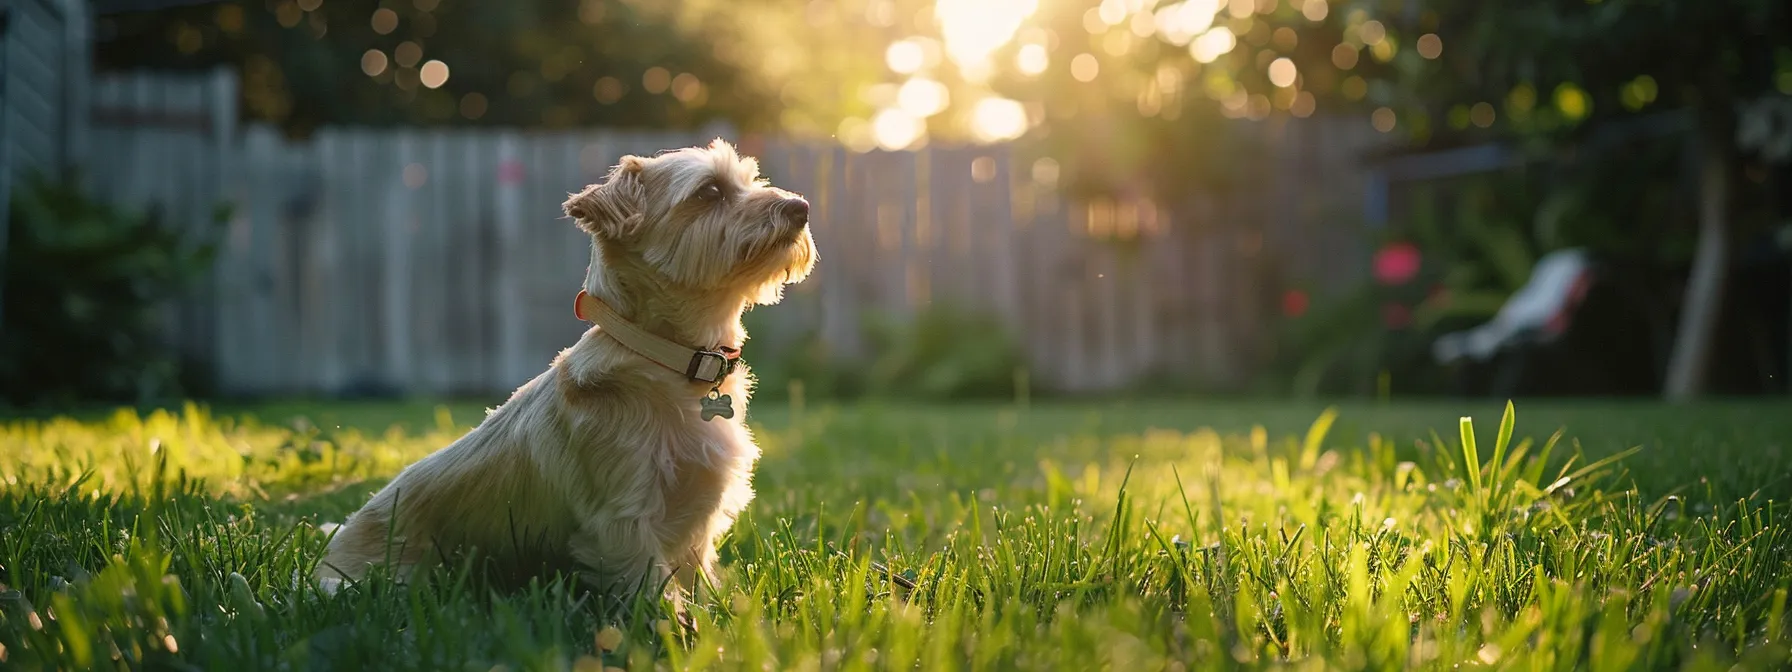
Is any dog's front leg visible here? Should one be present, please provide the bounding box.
[672,537,721,597]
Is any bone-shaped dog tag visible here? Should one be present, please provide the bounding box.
[700,389,734,421]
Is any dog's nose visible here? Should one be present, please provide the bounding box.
[780,198,809,228]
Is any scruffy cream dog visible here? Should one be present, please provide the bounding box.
[315,139,816,609]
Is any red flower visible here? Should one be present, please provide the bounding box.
[1373,242,1422,286]
[1282,290,1310,318]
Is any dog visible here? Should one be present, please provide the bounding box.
[314,139,817,613]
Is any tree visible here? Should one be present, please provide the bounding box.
[92,0,774,135]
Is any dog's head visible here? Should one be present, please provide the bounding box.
[563,139,817,305]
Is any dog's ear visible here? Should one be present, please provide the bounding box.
[563,155,646,239]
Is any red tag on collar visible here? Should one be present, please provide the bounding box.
[574,289,591,322]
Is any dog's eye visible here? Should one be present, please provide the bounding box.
[695,183,722,202]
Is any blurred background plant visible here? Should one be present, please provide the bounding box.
[0,172,225,408]
[745,303,1028,402]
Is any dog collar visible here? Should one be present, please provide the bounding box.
[574,290,740,384]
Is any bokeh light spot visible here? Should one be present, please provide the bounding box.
[371,8,398,35]
[1508,83,1537,115]
[395,42,423,68]
[971,156,997,183]
[1341,75,1368,101]
[1554,83,1590,121]
[643,67,671,94]
[1470,102,1496,128]
[1268,58,1297,88]
[1621,75,1659,111]
[1082,8,1108,35]
[873,109,925,150]
[971,97,1029,142]
[1416,33,1442,59]
[419,60,450,89]
[1371,107,1396,133]
[1017,44,1049,75]
[459,93,488,120]
[886,40,926,74]
[593,77,625,104]
[1272,27,1297,52]
[838,117,876,153]
[274,1,302,27]
[672,73,704,103]
[898,78,950,118]
[1129,9,1157,37]
[361,50,389,77]
[1370,39,1395,63]
[1290,91,1316,118]
[1097,0,1126,26]
[1301,0,1328,21]
[1331,43,1359,70]
[1359,20,1386,45]
[1071,53,1100,82]
[1032,157,1060,187]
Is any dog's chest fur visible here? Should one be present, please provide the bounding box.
[543,336,759,553]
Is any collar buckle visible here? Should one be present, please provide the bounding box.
[686,350,735,384]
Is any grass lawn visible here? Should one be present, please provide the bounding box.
[2,397,1790,670]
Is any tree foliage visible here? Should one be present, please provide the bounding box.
[94,0,774,135]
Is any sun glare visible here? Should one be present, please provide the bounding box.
[936,0,1039,73]
[1152,0,1220,46]
[1189,26,1236,63]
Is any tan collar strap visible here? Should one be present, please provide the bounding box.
[574,290,740,384]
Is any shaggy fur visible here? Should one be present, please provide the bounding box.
[315,139,816,608]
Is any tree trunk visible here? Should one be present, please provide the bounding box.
[1661,108,1735,402]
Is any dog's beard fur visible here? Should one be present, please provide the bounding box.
[573,140,816,315]
[315,139,815,613]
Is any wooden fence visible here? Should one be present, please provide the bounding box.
[81,69,1384,397]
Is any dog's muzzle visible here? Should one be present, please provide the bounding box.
[776,198,809,230]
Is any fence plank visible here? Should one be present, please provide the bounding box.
[495,133,527,389]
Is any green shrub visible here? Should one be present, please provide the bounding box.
[744,302,1027,402]
[860,302,1026,400]
[0,172,224,408]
